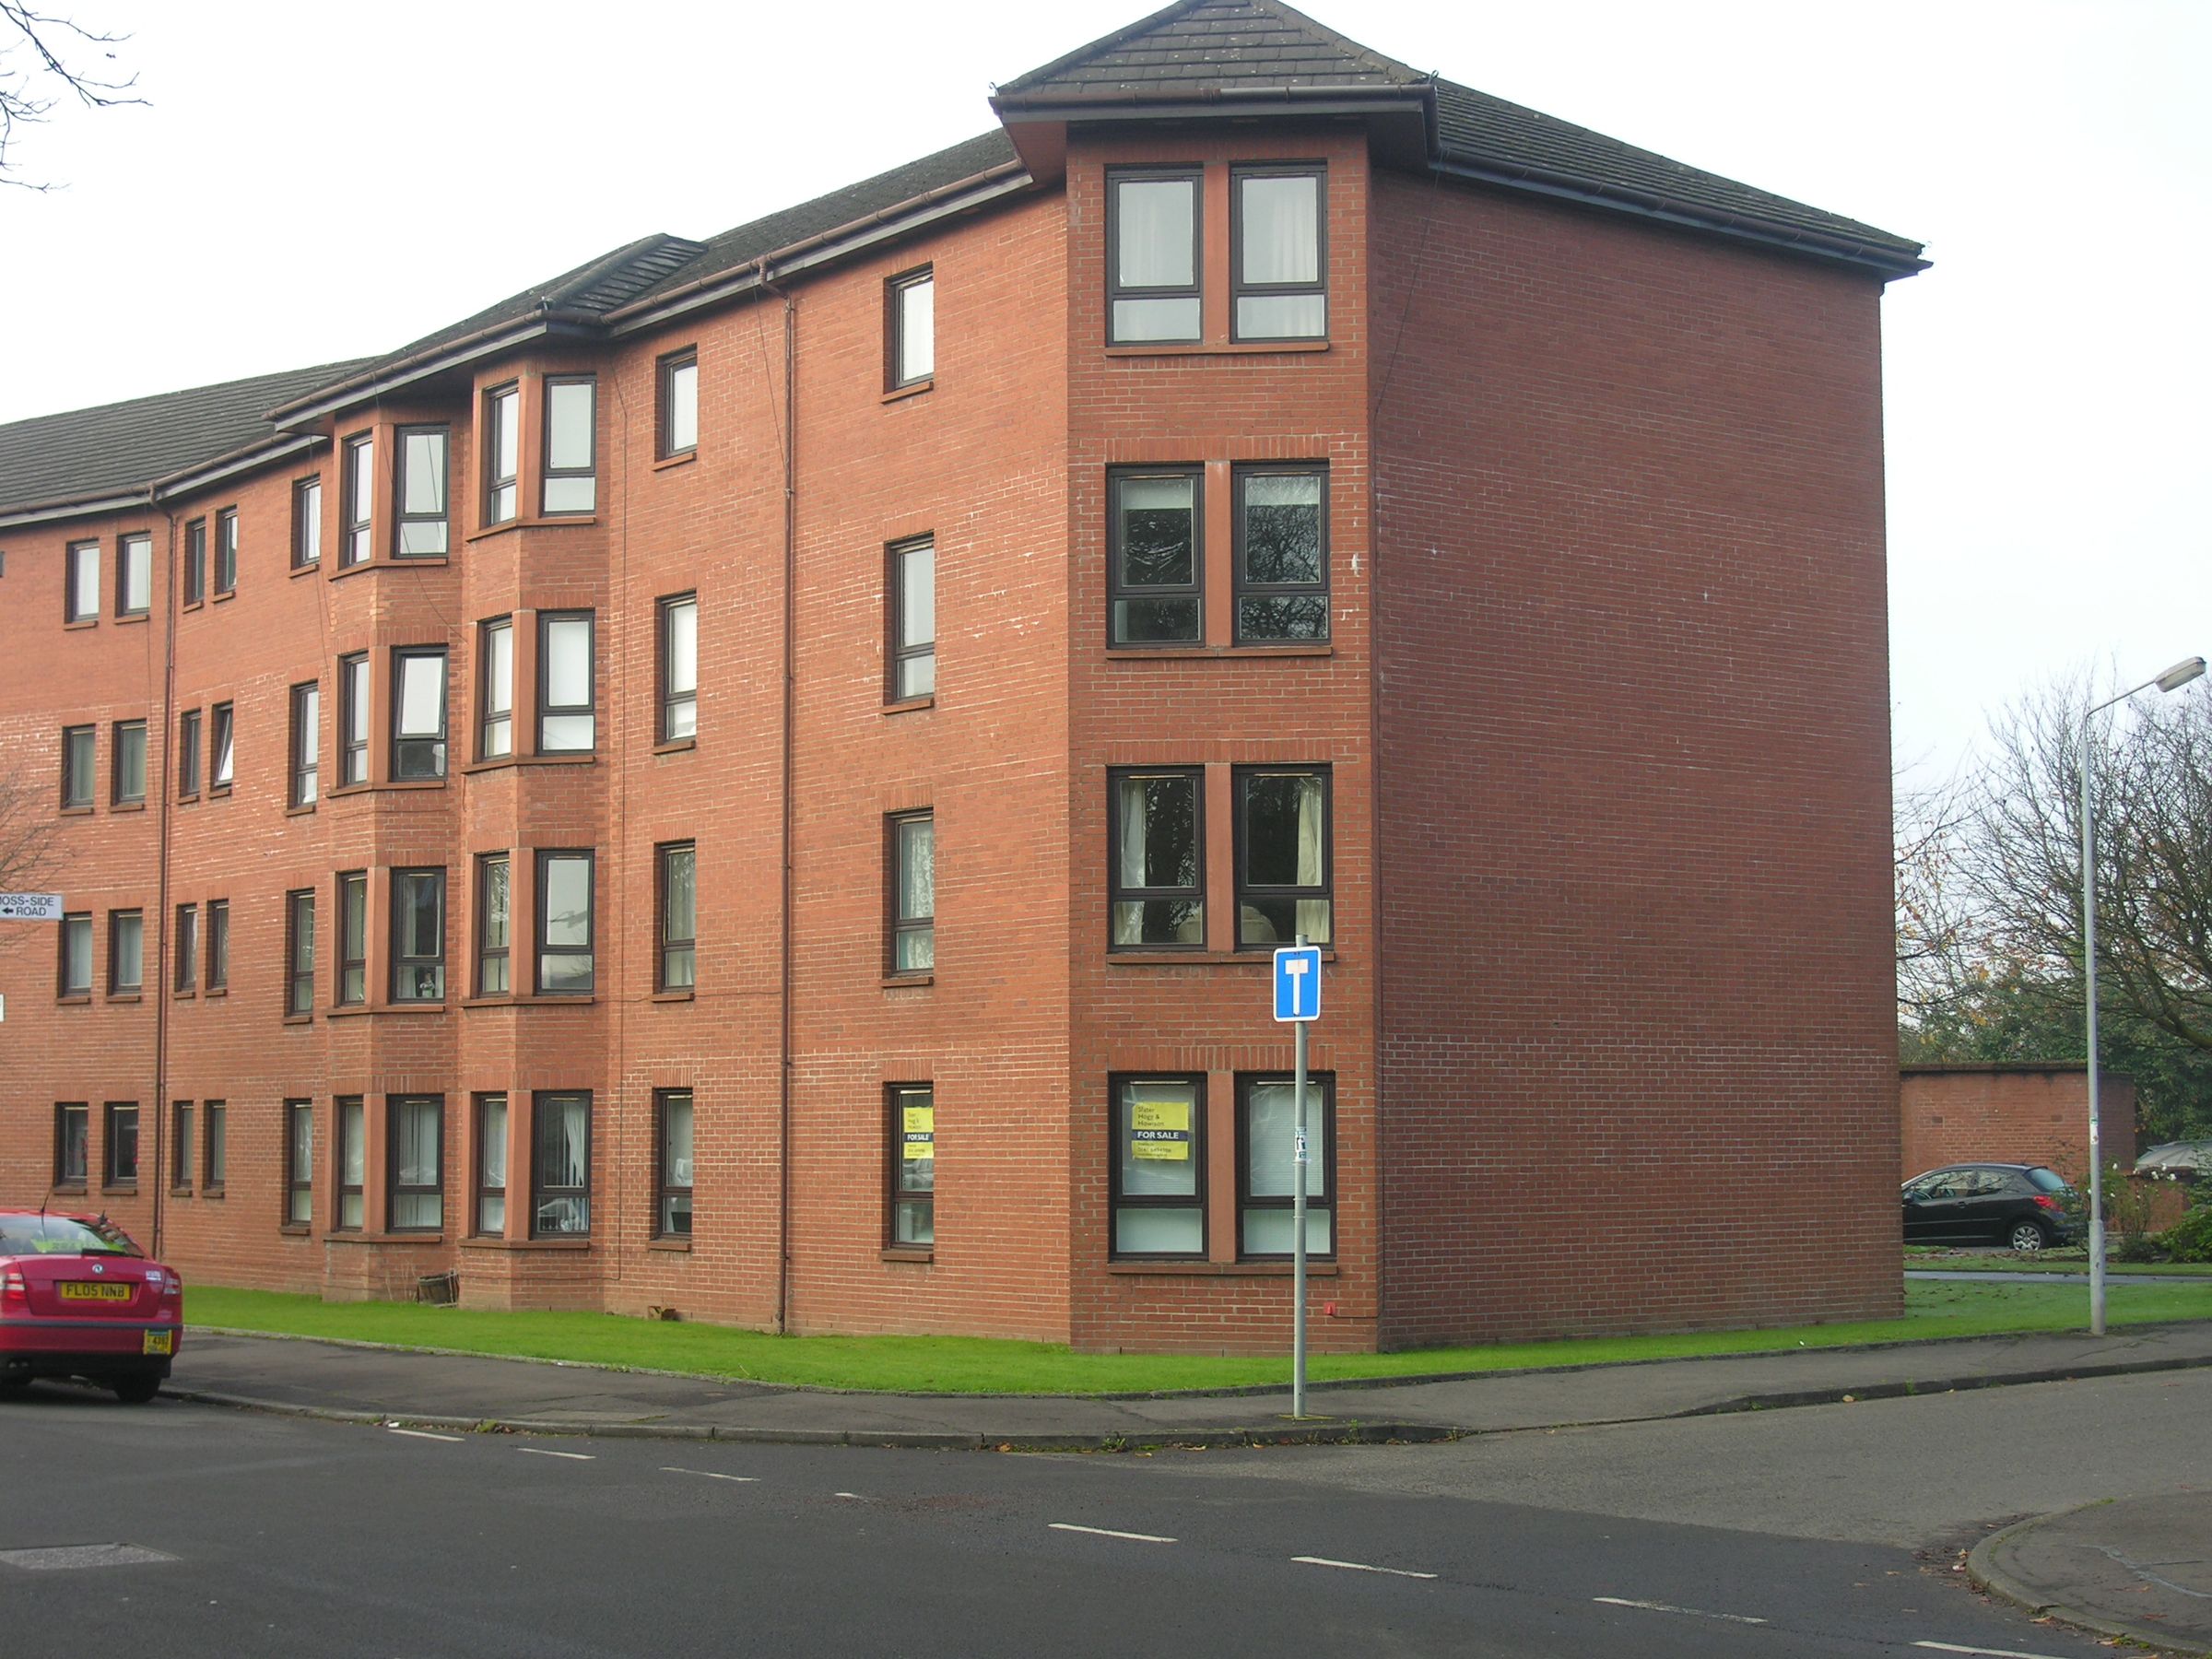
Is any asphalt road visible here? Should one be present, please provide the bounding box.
[1,1374,2186,1659]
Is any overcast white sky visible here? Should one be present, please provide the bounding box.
[3,1,2205,782]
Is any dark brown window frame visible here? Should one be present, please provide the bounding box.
[1232,764,1334,951]
[111,718,146,806]
[886,536,935,702]
[483,382,520,527]
[208,700,234,793]
[215,506,240,594]
[339,431,373,568]
[885,265,935,391]
[53,1102,88,1188]
[1107,465,1204,647]
[529,1089,592,1239]
[64,539,99,621]
[474,1091,509,1237]
[107,908,144,995]
[115,532,151,617]
[291,475,323,570]
[205,898,229,992]
[478,616,515,759]
[334,1096,365,1232]
[102,1101,139,1189]
[171,1100,194,1192]
[656,348,698,459]
[393,424,451,559]
[475,852,511,997]
[886,1082,934,1248]
[539,375,597,516]
[288,680,320,807]
[1108,1072,1207,1260]
[60,724,93,809]
[176,708,201,799]
[886,810,934,977]
[390,865,446,1004]
[656,841,695,993]
[1230,461,1331,644]
[534,849,595,995]
[335,870,367,1006]
[284,1099,314,1227]
[172,901,197,994]
[390,645,449,781]
[57,912,91,998]
[337,652,370,786]
[657,593,697,743]
[1229,162,1329,344]
[1106,166,1204,345]
[202,1100,227,1192]
[182,516,207,606]
[653,1087,693,1240]
[1234,1070,1336,1261]
[535,610,594,754]
[1106,766,1206,951]
[387,1093,444,1233]
[285,888,315,1018]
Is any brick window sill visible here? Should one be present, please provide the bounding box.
[286,803,316,818]
[203,1187,225,1200]
[882,379,933,405]
[205,986,228,999]
[328,1003,447,1018]
[648,1237,692,1253]
[182,600,204,614]
[652,451,698,473]
[173,990,195,1003]
[102,1183,137,1197]
[209,785,232,799]
[460,994,597,1008]
[652,737,696,757]
[213,589,237,604]
[57,994,90,1007]
[462,753,597,774]
[108,992,144,1004]
[1108,1260,1339,1277]
[1104,643,1333,661]
[64,618,98,631]
[178,792,199,806]
[459,1236,593,1252]
[280,1224,312,1237]
[882,695,935,716]
[1104,339,1329,359]
[881,973,934,989]
[117,612,149,625]
[324,1232,446,1248]
[330,556,452,580]
[60,806,94,818]
[169,1187,193,1199]
[111,801,146,814]
[463,517,598,544]
[289,561,321,580]
[651,990,694,1004]
[49,1185,87,1199]
[282,1013,313,1026]
[880,1247,933,1264]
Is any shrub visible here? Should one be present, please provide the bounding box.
[2112,1231,2168,1264]
[2159,1204,2212,1265]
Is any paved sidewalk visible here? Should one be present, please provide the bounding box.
[158,1320,2212,1652]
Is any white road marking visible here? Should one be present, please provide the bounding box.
[1593,1596,1767,1625]
[833,1492,871,1501]
[516,1446,594,1460]
[385,1428,464,1442]
[661,1467,759,1483]
[1912,1643,2075,1659]
[1293,1556,1438,1580]
[1049,1523,1178,1545]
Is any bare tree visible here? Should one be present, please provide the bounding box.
[0,762,62,953]
[1961,674,2212,1052]
[1895,766,1979,1023]
[2,3,140,190]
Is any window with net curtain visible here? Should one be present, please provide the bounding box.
[390,1096,442,1231]
[1236,768,1330,946]
[1112,769,1202,947]
[1111,1076,1204,1257]
[890,813,934,973]
[1232,167,1326,341]
[534,1091,590,1237]
[657,1089,693,1238]
[1239,1074,1334,1258]
[1109,171,1200,344]
[475,1094,507,1236]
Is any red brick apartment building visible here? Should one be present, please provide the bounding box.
[0,0,1923,1352]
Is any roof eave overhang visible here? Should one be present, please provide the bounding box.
[605,162,1035,337]
[267,312,602,429]
[991,83,1435,179]
[1432,153,1928,281]
[0,430,335,531]
[0,488,147,531]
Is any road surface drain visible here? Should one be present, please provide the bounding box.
[0,1543,178,1570]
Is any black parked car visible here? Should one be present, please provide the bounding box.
[1901,1163,2080,1252]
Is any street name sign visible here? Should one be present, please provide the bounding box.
[0,892,64,922]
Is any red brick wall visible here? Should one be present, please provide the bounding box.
[1368,170,1903,1346]
[1900,1065,2136,1182]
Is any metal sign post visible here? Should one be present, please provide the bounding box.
[1273,937,1322,1418]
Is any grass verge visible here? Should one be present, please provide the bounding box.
[184,1278,2212,1396]
[1904,1248,2212,1277]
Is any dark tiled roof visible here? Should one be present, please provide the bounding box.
[1433,79,1921,264]
[325,131,1022,401]
[996,0,1422,99]
[0,359,375,517]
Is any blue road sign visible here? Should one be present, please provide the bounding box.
[1272,945,1322,1023]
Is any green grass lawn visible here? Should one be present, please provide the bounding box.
[185,1277,2212,1396]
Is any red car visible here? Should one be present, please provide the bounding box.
[0,1211,183,1403]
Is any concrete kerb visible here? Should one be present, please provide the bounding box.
[1967,1505,2212,1659]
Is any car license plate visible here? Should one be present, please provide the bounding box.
[59,1282,133,1301]
[143,1330,173,1357]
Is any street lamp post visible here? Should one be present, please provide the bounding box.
[2081,654,2206,1336]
